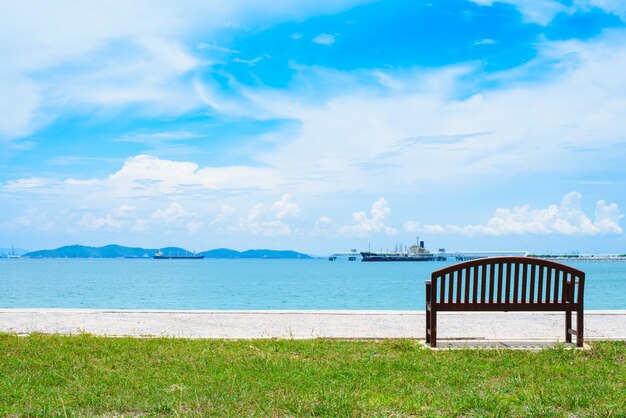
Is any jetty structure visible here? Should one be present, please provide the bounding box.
[153,250,204,259]
[4,245,22,259]
[330,240,528,261]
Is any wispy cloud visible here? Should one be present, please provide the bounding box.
[3,178,51,192]
[232,55,271,66]
[0,0,370,142]
[469,0,626,25]
[473,38,496,45]
[116,131,206,145]
[469,0,567,25]
[1,208,56,231]
[195,43,240,54]
[312,33,336,46]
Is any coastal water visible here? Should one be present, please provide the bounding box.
[1,258,625,310]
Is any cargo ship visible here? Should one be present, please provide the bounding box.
[153,250,204,259]
[361,240,440,262]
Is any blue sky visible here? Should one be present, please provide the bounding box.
[1,0,626,254]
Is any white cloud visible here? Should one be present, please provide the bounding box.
[312,33,336,46]
[152,202,188,224]
[78,201,202,234]
[131,219,150,233]
[473,38,496,45]
[339,198,397,237]
[186,220,204,234]
[148,202,201,235]
[211,194,301,236]
[3,178,51,192]
[226,30,626,195]
[211,204,237,226]
[404,192,623,236]
[112,204,136,217]
[79,204,136,231]
[196,43,240,54]
[594,199,623,234]
[232,55,270,66]
[313,215,335,236]
[1,208,55,231]
[469,0,626,25]
[270,193,300,219]
[469,0,566,25]
[316,216,333,226]
[0,0,371,141]
[60,154,280,197]
[581,0,626,20]
[0,76,41,139]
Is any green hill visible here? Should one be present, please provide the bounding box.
[25,245,311,259]
[199,248,311,259]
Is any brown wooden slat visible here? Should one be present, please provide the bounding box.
[562,272,568,303]
[472,265,479,303]
[439,274,445,303]
[529,264,536,303]
[577,274,585,305]
[496,263,504,303]
[553,269,560,303]
[480,263,487,303]
[511,263,518,303]
[537,266,545,303]
[567,278,574,304]
[520,263,528,303]
[456,269,462,303]
[447,273,453,303]
[505,262,512,304]
[433,302,577,312]
[464,267,471,303]
[546,268,552,303]
[489,263,495,303]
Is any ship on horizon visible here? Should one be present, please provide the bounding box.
[360,240,442,262]
[358,240,528,262]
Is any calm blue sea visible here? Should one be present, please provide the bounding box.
[0,258,625,310]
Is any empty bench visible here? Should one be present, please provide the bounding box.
[425,257,585,347]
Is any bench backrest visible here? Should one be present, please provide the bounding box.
[430,257,584,308]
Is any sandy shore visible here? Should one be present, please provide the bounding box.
[1,309,625,341]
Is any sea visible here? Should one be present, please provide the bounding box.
[0,258,625,310]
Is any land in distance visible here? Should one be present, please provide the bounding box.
[22,244,312,259]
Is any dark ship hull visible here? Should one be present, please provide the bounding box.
[360,252,434,262]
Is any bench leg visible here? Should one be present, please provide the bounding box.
[430,309,437,348]
[426,306,431,344]
[565,310,572,343]
[576,309,584,348]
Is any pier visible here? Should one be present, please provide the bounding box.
[329,250,360,261]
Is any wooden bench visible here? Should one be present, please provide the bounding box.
[425,257,585,347]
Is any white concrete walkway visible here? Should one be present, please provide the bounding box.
[1,309,624,341]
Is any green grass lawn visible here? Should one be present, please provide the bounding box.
[0,334,624,417]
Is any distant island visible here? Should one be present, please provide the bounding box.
[22,244,312,259]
